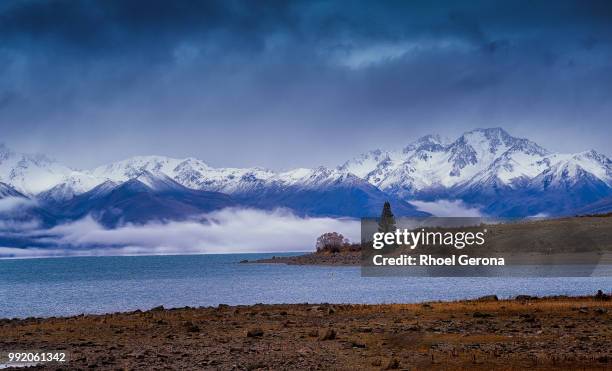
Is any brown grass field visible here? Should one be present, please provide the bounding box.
[1,294,610,370]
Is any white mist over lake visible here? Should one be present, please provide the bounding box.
[1,208,360,258]
[410,199,483,217]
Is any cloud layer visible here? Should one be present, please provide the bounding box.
[0,196,35,213]
[410,200,483,217]
[0,208,360,258]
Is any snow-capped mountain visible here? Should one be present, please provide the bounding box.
[0,144,100,197]
[90,164,426,218]
[52,171,237,226]
[0,182,58,229]
[533,150,612,189]
[88,156,384,195]
[0,127,610,220]
[90,155,277,193]
[340,128,554,198]
[86,158,426,217]
[339,128,612,216]
[0,145,426,220]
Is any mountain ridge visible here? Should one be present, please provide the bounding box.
[1,127,611,218]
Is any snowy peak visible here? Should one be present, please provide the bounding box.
[536,150,612,188]
[131,171,186,192]
[0,182,26,199]
[339,134,452,180]
[37,172,106,202]
[403,134,448,153]
[185,166,276,194]
[0,143,86,195]
[572,150,612,175]
[112,171,186,195]
[457,137,549,188]
[83,180,119,199]
[89,155,188,181]
[460,127,515,151]
[171,158,214,189]
[505,138,548,157]
[450,127,544,160]
[447,128,520,177]
[341,127,561,195]
[90,155,277,194]
[91,157,368,195]
[338,149,391,179]
[283,166,351,188]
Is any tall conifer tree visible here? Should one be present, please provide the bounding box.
[378,201,396,233]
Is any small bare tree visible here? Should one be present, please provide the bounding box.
[316,232,349,253]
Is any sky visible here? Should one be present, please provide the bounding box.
[0,0,611,170]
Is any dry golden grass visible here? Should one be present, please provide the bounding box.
[0,296,610,370]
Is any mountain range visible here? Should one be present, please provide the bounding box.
[1,128,610,227]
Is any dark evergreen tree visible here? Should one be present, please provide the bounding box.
[378,201,396,233]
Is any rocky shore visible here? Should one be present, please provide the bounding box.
[244,251,361,265]
[1,294,610,370]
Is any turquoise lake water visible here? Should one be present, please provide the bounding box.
[0,253,610,318]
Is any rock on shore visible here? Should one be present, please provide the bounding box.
[0,294,610,370]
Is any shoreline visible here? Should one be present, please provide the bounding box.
[243,251,361,265]
[1,293,610,370]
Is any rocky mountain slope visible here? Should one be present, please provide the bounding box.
[0,128,610,222]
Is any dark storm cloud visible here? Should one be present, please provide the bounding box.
[0,0,611,169]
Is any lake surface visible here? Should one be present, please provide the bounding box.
[0,253,610,318]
